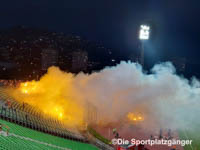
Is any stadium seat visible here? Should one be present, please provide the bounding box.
[0,87,100,149]
[0,119,98,150]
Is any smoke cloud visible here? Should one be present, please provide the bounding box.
[12,61,200,131]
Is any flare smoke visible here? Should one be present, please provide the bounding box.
[12,61,200,130]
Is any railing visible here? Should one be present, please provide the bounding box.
[87,126,114,150]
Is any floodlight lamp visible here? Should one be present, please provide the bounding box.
[139,25,150,40]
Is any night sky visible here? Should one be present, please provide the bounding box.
[1,0,200,74]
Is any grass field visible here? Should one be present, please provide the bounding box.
[179,126,200,150]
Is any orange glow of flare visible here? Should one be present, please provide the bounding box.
[127,112,144,122]
[52,107,64,120]
[59,113,63,117]
[20,82,38,94]
[12,77,85,128]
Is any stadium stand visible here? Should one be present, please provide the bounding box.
[0,86,115,150]
[0,87,85,142]
[0,118,98,150]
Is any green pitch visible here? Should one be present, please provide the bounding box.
[179,125,200,150]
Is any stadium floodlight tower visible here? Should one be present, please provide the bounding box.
[139,24,150,66]
[139,25,150,40]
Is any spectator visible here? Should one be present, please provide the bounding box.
[115,132,119,138]
[22,102,27,110]
[0,123,9,136]
[159,129,163,139]
[25,114,28,121]
[112,128,117,135]
[171,145,177,150]
[168,129,172,140]
[1,102,7,115]
[138,144,145,150]
[6,100,11,108]
[150,134,154,140]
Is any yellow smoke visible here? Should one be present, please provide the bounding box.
[10,66,146,129]
[11,67,86,128]
[5,61,199,132]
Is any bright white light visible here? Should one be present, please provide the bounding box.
[139,25,150,40]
